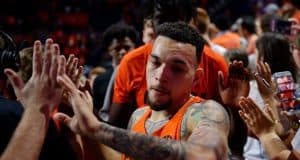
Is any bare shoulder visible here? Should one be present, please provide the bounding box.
[127,106,149,130]
[186,100,230,135]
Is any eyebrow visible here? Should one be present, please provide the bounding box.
[150,53,187,66]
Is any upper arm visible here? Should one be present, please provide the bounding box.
[186,100,230,159]
[112,58,133,104]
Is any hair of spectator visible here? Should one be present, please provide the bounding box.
[148,0,196,23]
[102,24,139,51]
[241,16,256,34]
[256,32,298,80]
[225,49,249,67]
[156,22,205,64]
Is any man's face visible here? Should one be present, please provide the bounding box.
[146,36,198,111]
[108,37,135,66]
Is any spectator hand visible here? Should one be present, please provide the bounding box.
[54,73,100,138]
[255,61,276,99]
[62,54,84,106]
[218,61,250,108]
[4,39,64,115]
[239,97,277,138]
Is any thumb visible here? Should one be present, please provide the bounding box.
[53,112,72,127]
[4,69,24,98]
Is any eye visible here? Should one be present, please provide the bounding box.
[150,59,160,67]
[171,66,184,73]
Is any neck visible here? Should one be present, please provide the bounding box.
[149,110,171,122]
[149,94,191,122]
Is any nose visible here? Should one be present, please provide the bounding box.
[118,48,127,58]
[155,64,169,83]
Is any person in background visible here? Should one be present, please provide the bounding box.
[92,23,138,119]
[239,16,258,55]
[142,18,155,44]
[211,15,242,50]
[244,33,298,160]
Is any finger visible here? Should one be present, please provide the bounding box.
[57,74,77,94]
[239,110,252,128]
[66,54,75,76]
[254,72,270,89]
[218,71,226,91]
[246,97,261,116]
[32,40,42,76]
[256,62,262,75]
[66,54,74,66]
[239,98,252,115]
[58,55,66,76]
[85,90,93,106]
[260,61,267,76]
[241,98,257,120]
[70,58,78,80]
[42,39,53,76]
[265,104,275,121]
[265,62,271,75]
[75,66,83,87]
[50,44,60,79]
[53,112,72,127]
[4,69,24,98]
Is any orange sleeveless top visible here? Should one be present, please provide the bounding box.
[121,96,204,160]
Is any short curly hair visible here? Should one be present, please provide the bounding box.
[102,24,138,51]
[156,22,205,64]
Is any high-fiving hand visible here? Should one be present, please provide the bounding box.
[4,39,65,114]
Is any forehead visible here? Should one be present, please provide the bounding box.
[109,37,135,47]
[152,36,197,64]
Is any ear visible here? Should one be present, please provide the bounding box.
[193,67,203,86]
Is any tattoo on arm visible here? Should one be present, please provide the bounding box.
[96,123,186,160]
[190,100,230,134]
[93,101,230,160]
[186,100,230,159]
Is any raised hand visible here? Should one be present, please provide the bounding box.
[4,39,64,114]
[61,54,84,106]
[239,97,277,138]
[66,54,83,88]
[54,73,100,137]
[255,61,276,99]
[218,61,250,108]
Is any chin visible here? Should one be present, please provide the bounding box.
[147,97,172,111]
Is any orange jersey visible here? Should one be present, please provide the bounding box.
[192,45,228,100]
[113,43,152,107]
[212,32,241,49]
[121,96,204,160]
[113,44,228,107]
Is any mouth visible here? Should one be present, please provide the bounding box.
[150,86,169,94]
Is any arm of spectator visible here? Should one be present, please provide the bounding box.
[255,61,286,137]
[0,39,64,160]
[239,97,296,159]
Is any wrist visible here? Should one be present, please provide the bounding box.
[258,130,278,142]
[24,104,52,120]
